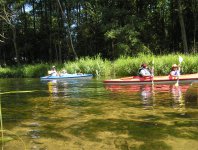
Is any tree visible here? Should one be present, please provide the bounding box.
[177,0,188,53]
[56,0,78,60]
[191,0,198,53]
[0,2,20,65]
[0,0,197,65]
[0,33,6,43]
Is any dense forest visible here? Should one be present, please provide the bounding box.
[0,0,197,66]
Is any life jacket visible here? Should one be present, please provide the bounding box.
[138,67,152,77]
[138,67,143,77]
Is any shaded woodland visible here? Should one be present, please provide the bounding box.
[0,0,197,65]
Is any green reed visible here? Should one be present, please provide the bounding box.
[0,54,197,78]
[63,55,112,77]
[113,54,198,77]
[23,63,49,77]
[0,67,23,78]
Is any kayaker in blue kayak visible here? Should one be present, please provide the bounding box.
[60,69,68,76]
[138,63,152,77]
[48,66,58,76]
[170,64,180,77]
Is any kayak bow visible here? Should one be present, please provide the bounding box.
[40,73,93,80]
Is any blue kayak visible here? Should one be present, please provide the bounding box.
[40,73,93,80]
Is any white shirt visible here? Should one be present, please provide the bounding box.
[170,70,180,76]
[139,68,151,76]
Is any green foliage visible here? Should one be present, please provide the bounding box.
[148,54,198,75]
[104,25,145,57]
[113,56,134,76]
[0,67,23,78]
[22,63,49,77]
[53,53,198,77]
[64,55,112,77]
[1,0,198,63]
[113,54,198,77]
[0,54,197,78]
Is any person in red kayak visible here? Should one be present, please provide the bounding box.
[170,64,180,77]
[138,63,152,77]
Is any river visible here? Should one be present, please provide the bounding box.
[0,78,197,150]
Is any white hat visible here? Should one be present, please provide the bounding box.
[172,64,178,68]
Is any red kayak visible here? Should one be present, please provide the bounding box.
[104,73,198,85]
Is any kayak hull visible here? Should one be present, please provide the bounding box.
[104,73,198,85]
[40,73,93,80]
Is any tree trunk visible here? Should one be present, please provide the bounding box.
[55,43,58,62]
[49,35,52,63]
[178,0,188,53]
[193,14,197,53]
[192,0,197,53]
[12,26,19,65]
[49,0,52,63]
[22,4,27,35]
[56,0,78,60]
[32,0,36,34]
[112,40,115,60]
[3,52,6,66]
[58,41,62,63]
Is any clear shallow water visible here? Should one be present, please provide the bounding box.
[0,78,197,150]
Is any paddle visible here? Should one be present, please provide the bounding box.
[151,58,156,107]
[175,56,183,86]
[151,58,154,85]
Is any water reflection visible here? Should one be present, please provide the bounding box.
[1,79,198,150]
[42,78,95,98]
[185,82,198,106]
[105,83,191,113]
[171,85,185,115]
[140,85,153,110]
[48,80,58,96]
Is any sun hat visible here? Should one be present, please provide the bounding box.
[52,65,55,68]
[172,64,178,68]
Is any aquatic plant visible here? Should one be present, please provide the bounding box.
[0,90,27,149]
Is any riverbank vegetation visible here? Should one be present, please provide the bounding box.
[0,54,197,78]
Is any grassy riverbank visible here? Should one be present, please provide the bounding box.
[0,54,197,78]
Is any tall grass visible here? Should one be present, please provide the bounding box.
[0,67,23,78]
[154,54,198,75]
[63,55,112,77]
[23,63,49,78]
[113,54,198,76]
[113,54,156,76]
[0,64,49,78]
[0,54,197,78]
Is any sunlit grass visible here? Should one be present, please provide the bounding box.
[0,67,23,78]
[63,55,112,77]
[0,54,197,78]
[23,63,49,77]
